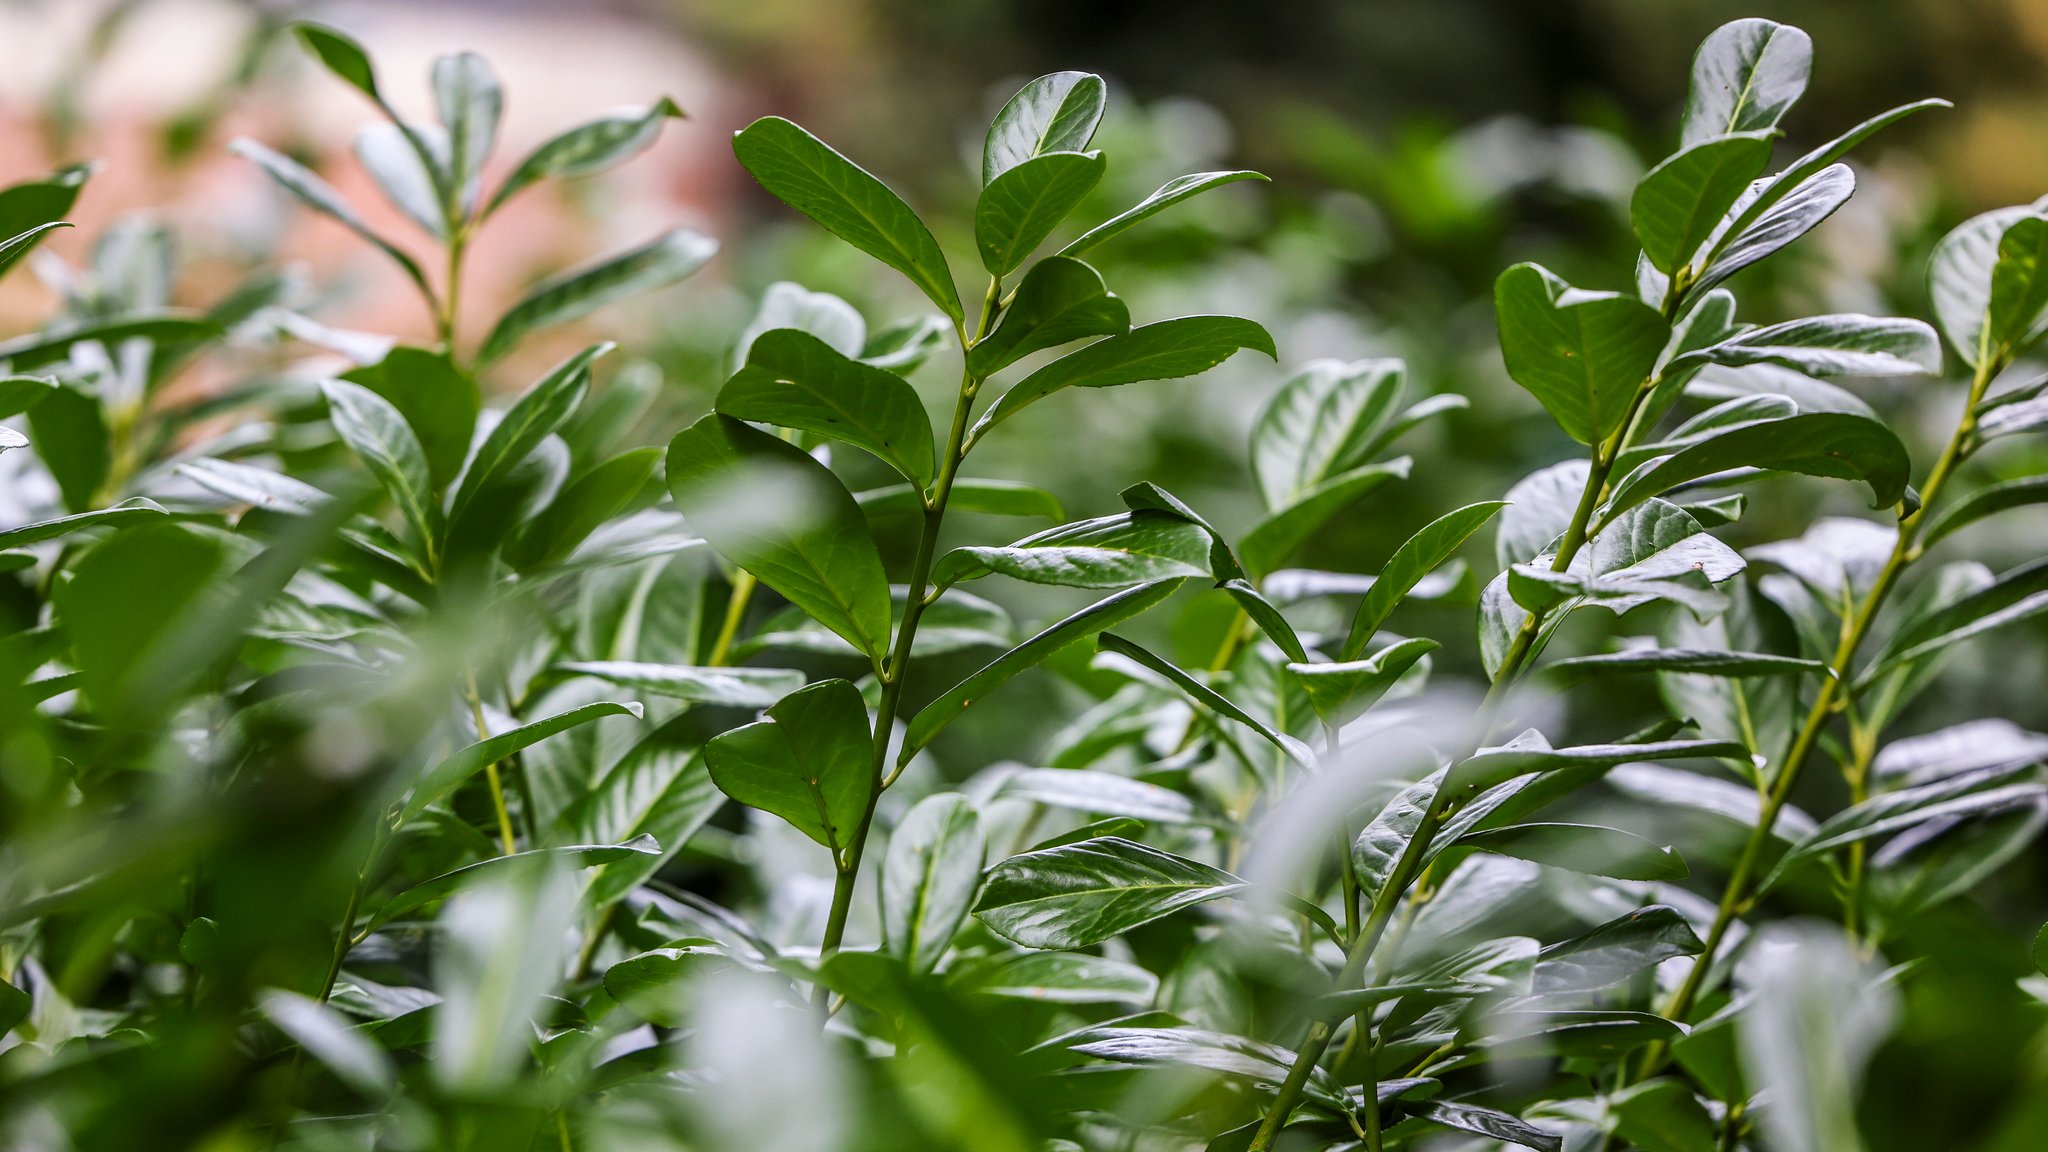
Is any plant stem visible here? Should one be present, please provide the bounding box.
[317,818,389,1004]
[439,224,469,354]
[706,571,757,668]
[814,279,1003,981]
[465,671,517,856]
[1635,348,1998,1077]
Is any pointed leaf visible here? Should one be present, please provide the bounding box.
[702,678,872,855]
[1097,632,1315,768]
[1603,412,1911,524]
[1286,637,1438,729]
[1058,170,1267,258]
[451,344,609,524]
[1251,358,1405,511]
[1681,19,1813,146]
[321,379,441,555]
[976,151,1104,275]
[231,138,428,296]
[1459,822,1688,881]
[1343,500,1506,657]
[1633,132,1774,274]
[973,836,1243,948]
[487,99,684,215]
[882,793,985,974]
[971,315,1275,439]
[1673,314,1942,377]
[932,510,1212,591]
[965,256,1128,376]
[1240,458,1411,577]
[0,498,166,551]
[401,701,643,825]
[716,327,935,486]
[547,661,805,708]
[477,229,715,368]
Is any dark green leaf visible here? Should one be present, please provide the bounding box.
[1058,170,1267,258]
[401,701,643,824]
[1533,904,1703,994]
[1988,215,2048,358]
[294,22,380,99]
[1548,646,1824,680]
[341,346,479,488]
[932,511,1212,591]
[1239,458,1411,577]
[702,678,873,856]
[1868,555,2048,674]
[1343,501,1506,658]
[971,315,1275,439]
[0,164,89,280]
[1673,314,1942,377]
[973,836,1243,948]
[966,256,1128,376]
[1098,632,1315,767]
[22,385,108,513]
[733,116,962,322]
[1610,1080,1719,1152]
[982,72,1106,185]
[0,313,219,372]
[1286,637,1438,729]
[881,793,984,974]
[321,379,441,556]
[716,327,935,486]
[976,151,1104,276]
[953,951,1158,1004]
[1603,412,1911,524]
[1495,262,1670,445]
[1633,132,1773,274]
[1923,475,2048,547]
[666,414,893,662]
[362,840,656,936]
[507,447,661,568]
[450,344,608,525]
[0,375,53,419]
[994,766,1199,824]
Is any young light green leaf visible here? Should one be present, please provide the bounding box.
[973,836,1243,948]
[975,151,1104,276]
[449,344,608,525]
[932,510,1212,591]
[1286,636,1438,728]
[487,99,684,215]
[1930,206,2035,365]
[1495,262,1671,445]
[716,327,935,486]
[321,379,442,555]
[1343,501,1507,658]
[432,52,503,213]
[1057,170,1268,258]
[477,229,715,368]
[1633,132,1774,274]
[965,256,1128,376]
[881,793,984,974]
[1681,19,1812,146]
[702,678,872,856]
[983,72,1106,185]
[733,116,962,322]
[667,414,893,662]
[1603,412,1910,526]
[902,579,1183,760]
[1458,822,1689,882]
[1987,214,2048,358]
[970,315,1275,439]
[400,701,644,824]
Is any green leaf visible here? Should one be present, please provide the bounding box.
[1681,19,1812,146]
[1534,905,1703,995]
[1693,163,1854,295]
[881,793,985,975]
[22,385,107,513]
[1343,501,1506,658]
[547,661,804,708]
[177,458,326,514]
[432,51,502,213]
[0,975,28,1038]
[1611,1079,1720,1152]
[1930,206,2035,366]
[965,256,1128,376]
[1410,1102,1561,1152]
[1763,778,2048,893]
[973,836,1243,949]
[1923,475,2048,547]
[1674,314,1942,377]
[858,478,1064,521]
[0,374,53,419]
[487,99,684,215]
[54,523,228,722]
[0,499,166,551]
[666,413,893,662]
[506,447,661,569]
[1603,412,1911,524]
[449,344,608,526]
[902,579,1183,760]
[1058,170,1267,258]
[2035,923,2048,979]
[970,315,1275,439]
[1870,556,2048,678]
[321,379,442,556]
[952,951,1158,1005]
[341,346,479,487]
[1988,215,2048,358]
[231,138,428,297]
[1286,637,1438,729]
[1448,735,1749,801]
[1066,1026,1349,1110]
[994,766,1199,825]
[716,327,935,486]
[1633,132,1774,274]
[1458,822,1688,881]
[571,739,722,911]
[259,990,396,1100]
[932,510,1212,591]
[360,840,655,937]
[1548,647,1824,680]
[401,701,643,824]
[477,229,715,368]
[739,280,864,360]
[1097,632,1315,768]
[0,313,219,372]
[603,946,732,1027]
[702,678,873,856]
[1495,263,1671,445]
[1251,358,1405,511]
[1222,578,1309,665]
[294,22,380,99]
[1239,458,1411,577]
[354,122,446,240]
[976,151,1105,275]
[982,72,1106,185]
[0,164,90,280]
[733,116,962,322]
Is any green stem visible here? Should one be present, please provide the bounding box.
[814,279,1003,980]
[707,571,757,669]
[1636,347,1998,1077]
[465,671,517,856]
[438,222,469,354]
[317,818,389,1004]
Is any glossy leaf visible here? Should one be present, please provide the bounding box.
[1459,822,1689,881]
[547,661,804,708]
[965,256,1128,376]
[858,478,1063,521]
[360,840,654,937]
[321,379,441,555]
[953,951,1158,1004]
[716,327,935,486]
[971,315,1275,439]
[1251,358,1405,512]
[973,836,1243,948]
[1240,458,1412,577]
[1930,206,2036,365]
[1603,412,1911,524]
[976,150,1104,275]
[1673,314,1942,377]
[1286,637,1438,729]
[1058,170,1267,258]
[982,71,1106,185]
[400,701,643,824]
[1099,632,1315,767]
[507,447,662,569]
[432,52,502,212]
[1633,132,1773,274]
[487,99,684,214]
[1495,262,1670,445]
[1343,501,1506,657]
[1694,163,1855,295]
[477,229,715,368]
[1922,475,2048,547]
[449,344,609,526]
[932,510,1212,591]
[1533,904,1704,994]
[702,678,873,856]
[994,766,1199,824]
[733,116,962,322]
[0,498,166,551]
[341,346,479,488]
[881,794,984,974]
[1681,19,1813,146]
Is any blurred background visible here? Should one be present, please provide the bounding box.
[7,0,2048,1145]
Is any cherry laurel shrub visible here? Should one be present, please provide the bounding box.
[2,15,2047,1152]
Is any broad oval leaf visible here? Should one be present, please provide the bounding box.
[932,510,1212,591]
[983,71,1106,185]
[733,116,962,322]
[1633,132,1774,274]
[1680,19,1813,147]
[702,678,873,856]
[881,793,985,974]
[1930,206,2036,366]
[965,256,1128,377]
[976,150,1105,276]
[1495,263,1671,445]
[972,836,1243,949]
[666,414,893,663]
[716,327,935,486]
